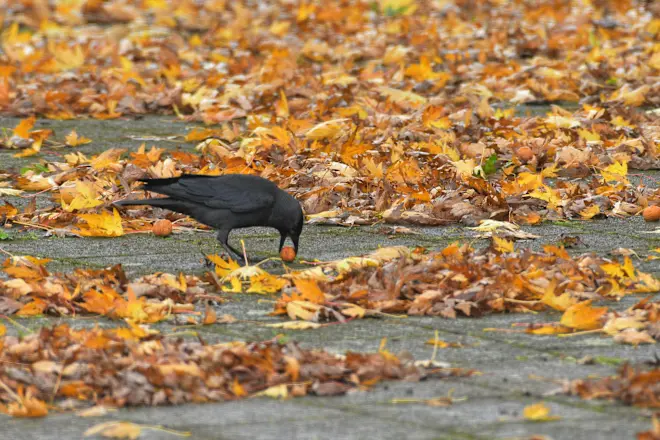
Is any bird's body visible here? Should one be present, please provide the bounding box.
[114,174,303,260]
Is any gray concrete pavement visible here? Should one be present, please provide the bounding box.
[0,116,658,440]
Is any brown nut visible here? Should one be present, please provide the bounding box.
[642,205,660,222]
[153,219,173,236]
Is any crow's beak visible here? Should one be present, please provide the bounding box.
[279,232,299,256]
[278,233,286,252]
[291,234,299,255]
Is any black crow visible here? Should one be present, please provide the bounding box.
[114,174,303,260]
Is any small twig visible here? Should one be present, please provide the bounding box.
[0,315,33,334]
[240,239,249,266]
[0,377,21,402]
[503,298,541,304]
[50,367,63,405]
[254,257,280,267]
[10,220,52,231]
[19,187,53,198]
[557,329,603,338]
[163,330,199,338]
[0,247,15,258]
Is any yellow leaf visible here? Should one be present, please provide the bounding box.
[622,256,636,280]
[560,301,607,331]
[304,118,349,140]
[577,128,600,142]
[0,323,5,336]
[228,265,267,280]
[341,303,366,319]
[275,89,289,118]
[540,164,558,178]
[246,274,287,294]
[601,262,624,279]
[544,115,580,129]
[91,148,125,171]
[516,172,543,191]
[425,338,462,348]
[379,0,417,15]
[451,159,476,178]
[13,146,41,158]
[84,421,142,439]
[76,405,117,418]
[254,384,289,399]
[471,220,519,233]
[525,324,573,335]
[206,255,241,278]
[77,209,124,237]
[426,338,450,348]
[600,160,629,184]
[202,304,217,325]
[267,321,322,330]
[611,115,633,128]
[635,272,660,293]
[527,186,561,208]
[221,277,243,293]
[523,402,561,422]
[292,278,326,304]
[614,85,649,107]
[603,316,646,336]
[493,236,514,253]
[494,108,515,120]
[286,300,321,321]
[269,21,291,37]
[232,378,247,397]
[579,205,600,219]
[61,181,103,212]
[158,363,203,377]
[16,298,47,316]
[0,188,23,196]
[377,86,427,107]
[383,45,409,64]
[362,157,384,179]
[13,116,35,139]
[378,337,399,362]
[0,393,48,418]
[306,210,341,220]
[540,281,577,312]
[404,56,449,84]
[65,130,92,147]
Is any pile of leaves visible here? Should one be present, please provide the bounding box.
[1,0,658,119]
[0,323,469,417]
[274,242,660,344]
[1,111,659,233]
[0,255,204,323]
[566,364,660,408]
[0,0,658,228]
[1,241,658,344]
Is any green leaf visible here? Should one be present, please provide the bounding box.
[482,154,498,176]
[0,230,9,240]
[20,163,49,175]
[276,334,290,345]
[593,356,624,366]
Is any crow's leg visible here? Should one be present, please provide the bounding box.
[216,229,244,261]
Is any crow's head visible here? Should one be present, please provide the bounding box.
[278,204,304,256]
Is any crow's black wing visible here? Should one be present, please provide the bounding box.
[141,175,276,213]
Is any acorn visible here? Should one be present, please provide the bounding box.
[280,246,296,262]
[516,146,534,162]
[642,205,660,222]
[153,219,173,236]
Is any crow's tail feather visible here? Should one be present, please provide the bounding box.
[138,174,213,191]
[114,198,174,208]
[113,198,194,217]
